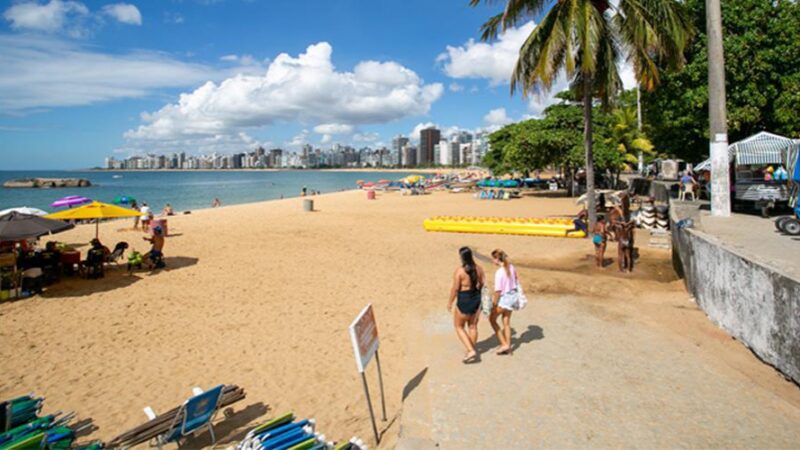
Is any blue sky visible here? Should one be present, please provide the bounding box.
[0,0,617,169]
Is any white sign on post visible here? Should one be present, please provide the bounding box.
[349,304,379,372]
[348,303,386,444]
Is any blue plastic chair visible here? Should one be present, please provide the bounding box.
[154,385,224,449]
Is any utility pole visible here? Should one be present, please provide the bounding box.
[707,0,731,216]
[637,85,643,173]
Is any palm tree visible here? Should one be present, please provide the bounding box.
[607,107,655,184]
[471,0,693,228]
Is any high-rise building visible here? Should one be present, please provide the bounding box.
[392,135,409,166]
[268,149,283,168]
[450,141,461,166]
[419,127,440,166]
[438,139,451,166]
[402,144,417,167]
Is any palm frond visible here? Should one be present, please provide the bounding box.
[471,0,551,40]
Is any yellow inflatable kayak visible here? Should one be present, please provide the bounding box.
[423,216,586,238]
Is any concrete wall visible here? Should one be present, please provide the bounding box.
[671,207,800,384]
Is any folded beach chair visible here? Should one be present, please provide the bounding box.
[107,384,246,449]
[146,385,224,449]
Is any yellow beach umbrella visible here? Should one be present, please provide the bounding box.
[46,201,141,238]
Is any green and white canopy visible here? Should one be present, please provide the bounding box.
[695,131,798,171]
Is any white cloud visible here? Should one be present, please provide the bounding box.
[448,82,464,92]
[3,0,89,36]
[220,54,238,62]
[353,132,379,142]
[102,3,141,26]
[286,129,310,148]
[484,107,512,127]
[124,42,444,151]
[320,134,332,144]
[164,12,184,24]
[313,123,353,135]
[0,34,216,112]
[438,21,536,86]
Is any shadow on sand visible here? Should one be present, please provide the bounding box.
[402,367,428,402]
[39,256,199,298]
[475,324,544,355]
[179,402,270,449]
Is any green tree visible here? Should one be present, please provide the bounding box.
[471,0,693,227]
[606,107,655,174]
[483,97,621,193]
[643,0,800,161]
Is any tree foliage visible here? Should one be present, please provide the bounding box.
[484,97,626,175]
[643,0,800,162]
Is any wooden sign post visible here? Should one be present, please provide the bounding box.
[349,304,386,444]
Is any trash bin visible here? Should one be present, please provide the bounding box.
[367,190,376,200]
[303,199,314,212]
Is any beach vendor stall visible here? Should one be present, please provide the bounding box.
[695,132,798,217]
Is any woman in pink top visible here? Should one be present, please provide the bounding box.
[491,249,518,355]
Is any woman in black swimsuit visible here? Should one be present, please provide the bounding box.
[447,246,485,363]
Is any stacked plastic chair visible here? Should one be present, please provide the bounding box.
[0,395,98,450]
[237,413,366,450]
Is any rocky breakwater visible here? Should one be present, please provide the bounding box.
[3,178,92,188]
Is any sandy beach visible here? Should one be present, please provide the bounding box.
[1,190,797,448]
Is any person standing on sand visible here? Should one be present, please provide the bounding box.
[490,249,518,355]
[130,200,140,230]
[139,202,151,232]
[447,247,485,363]
[593,216,608,268]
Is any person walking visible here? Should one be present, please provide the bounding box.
[490,249,519,355]
[139,202,151,232]
[447,246,485,363]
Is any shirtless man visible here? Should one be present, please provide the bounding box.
[592,217,608,268]
[143,226,165,269]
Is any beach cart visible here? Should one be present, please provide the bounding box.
[696,132,797,217]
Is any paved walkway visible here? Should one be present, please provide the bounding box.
[397,294,800,449]
[674,201,800,281]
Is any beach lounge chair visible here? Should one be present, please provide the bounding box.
[146,385,224,449]
[106,242,128,267]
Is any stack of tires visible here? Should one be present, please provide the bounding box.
[638,204,656,229]
[655,205,670,230]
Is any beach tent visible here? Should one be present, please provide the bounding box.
[0,207,47,217]
[46,201,140,238]
[0,211,74,241]
[695,131,798,171]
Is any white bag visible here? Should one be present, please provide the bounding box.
[516,284,528,310]
[480,285,493,316]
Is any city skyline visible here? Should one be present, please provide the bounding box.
[103,126,490,170]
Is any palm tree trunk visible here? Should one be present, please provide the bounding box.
[583,77,597,229]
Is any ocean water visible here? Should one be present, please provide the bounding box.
[0,170,421,213]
